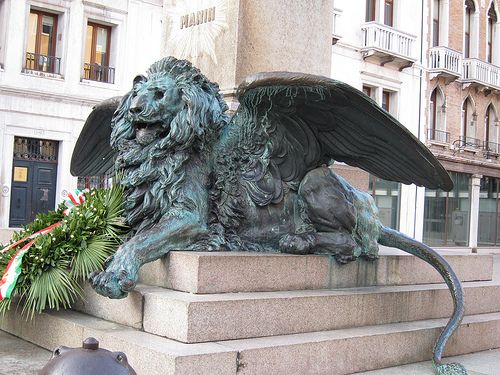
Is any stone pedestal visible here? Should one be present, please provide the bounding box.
[161,0,333,104]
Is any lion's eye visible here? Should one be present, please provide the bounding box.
[154,90,164,100]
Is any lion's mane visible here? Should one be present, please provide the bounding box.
[109,57,229,234]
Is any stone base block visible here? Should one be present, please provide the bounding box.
[142,281,500,342]
[138,252,493,293]
[3,308,500,375]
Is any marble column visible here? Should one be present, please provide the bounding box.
[468,174,482,252]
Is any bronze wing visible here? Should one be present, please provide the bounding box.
[231,72,452,206]
[70,97,121,177]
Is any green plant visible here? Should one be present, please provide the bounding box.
[0,185,128,318]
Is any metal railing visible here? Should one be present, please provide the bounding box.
[429,47,462,76]
[458,135,481,149]
[83,63,115,84]
[462,58,500,90]
[361,22,416,60]
[25,52,61,74]
[483,141,500,156]
[427,128,450,143]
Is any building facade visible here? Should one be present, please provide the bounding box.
[423,0,500,249]
[0,0,163,232]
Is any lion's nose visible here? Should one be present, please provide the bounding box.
[129,95,147,115]
[129,105,142,114]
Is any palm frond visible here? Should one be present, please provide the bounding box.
[22,266,82,319]
[70,237,116,280]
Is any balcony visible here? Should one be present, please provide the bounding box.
[24,52,61,75]
[82,63,115,84]
[427,128,450,144]
[455,135,481,150]
[428,47,462,82]
[360,22,417,70]
[462,58,500,92]
[483,141,500,158]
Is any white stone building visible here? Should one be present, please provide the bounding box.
[330,0,428,241]
[0,0,163,233]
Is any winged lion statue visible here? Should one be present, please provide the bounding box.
[71,57,467,375]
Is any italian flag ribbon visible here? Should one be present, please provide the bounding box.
[0,189,86,302]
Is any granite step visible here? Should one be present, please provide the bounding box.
[2,307,500,375]
[138,251,493,293]
[74,280,500,343]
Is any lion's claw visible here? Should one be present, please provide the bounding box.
[89,268,136,299]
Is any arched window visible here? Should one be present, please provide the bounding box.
[488,3,497,63]
[462,97,476,145]
[486,104,498,147]
[429,88,446,142]
[433,0,441,47]
[464,0,475,58]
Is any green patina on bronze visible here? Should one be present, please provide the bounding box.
[71,57,466,374]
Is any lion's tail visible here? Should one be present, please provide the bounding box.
[378,226,468,375]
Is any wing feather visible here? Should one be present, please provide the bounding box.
[233,72,452,205]
[70,97,121,177]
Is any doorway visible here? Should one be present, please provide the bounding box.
[9,137,58,227]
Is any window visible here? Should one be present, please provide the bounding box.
[423,172,471,247]
[432,0,440,47]
[464,0,475,58]
[429,88,447,142]
[384,0,394,26]
[369,175,400,229]
[83,22,114,83]
[461,98,477,146]
[488,4,497,64]
[362,85,373,99]
[485,104,498,153]
[25,9,60,74]
[366,0,376,21]
[382,90,391,112]
[478,176,500,246]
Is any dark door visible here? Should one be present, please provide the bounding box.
[9,137,58,227]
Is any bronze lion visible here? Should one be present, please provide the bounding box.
[72,57,466,374]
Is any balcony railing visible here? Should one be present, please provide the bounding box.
[483,141,500,156]
[25,52,61,75]
[429,47,462,78]
[462,58,500,90]
[458,135,481,149]
[361,22,416,62]
[427,128,450,143]
[83,63,115,84]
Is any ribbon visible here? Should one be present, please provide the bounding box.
[0,189,86,302]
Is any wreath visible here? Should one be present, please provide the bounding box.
[0,185,128,318]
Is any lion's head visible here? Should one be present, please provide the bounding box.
[109,57,230,232]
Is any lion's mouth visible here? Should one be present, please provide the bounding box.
[133,121,169,145]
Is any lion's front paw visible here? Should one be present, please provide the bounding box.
[279,233,315,254]
[89,267,137,299]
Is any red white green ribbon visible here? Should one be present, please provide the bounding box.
[0,189,86,302]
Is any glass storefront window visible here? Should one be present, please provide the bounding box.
[369,175,400,230]
[423,172,471,247]
[478,177,500,246]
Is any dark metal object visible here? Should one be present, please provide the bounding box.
[39,337,136,375]
[13,137,58,163]
[25,52,61,75]
[83,62,116,84]
[71,57,466,374]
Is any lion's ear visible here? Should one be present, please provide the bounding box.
[133,74,147,87]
